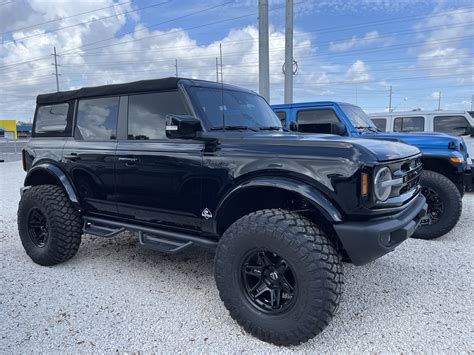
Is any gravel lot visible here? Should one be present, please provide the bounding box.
[1,160,473,352]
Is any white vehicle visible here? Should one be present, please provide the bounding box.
[369,110,474,164]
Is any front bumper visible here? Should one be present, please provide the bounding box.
[333,194,427,266]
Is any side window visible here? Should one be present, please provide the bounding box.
[34,103,69,134]
[394,116,424,132]
[371,118,387,132]
[275,111,286,127]
[75,97,119,140]
[128,91,189,140]
[297,109,340,133]
[434,115,470,136]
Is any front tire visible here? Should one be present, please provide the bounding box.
[18,185,82,266]
[413,170,462,240]
[214,209,343,346]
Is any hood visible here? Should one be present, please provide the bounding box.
[220,131,421,162]
[363,131,463,150]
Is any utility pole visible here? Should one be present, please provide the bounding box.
[175,59,178,77]
[215,57,219,83]
[258,0,270,102]
[284,0,293,104]
[388,85,392,112]
[219,43,224,83]
[438,91,442,110]
[52,46,60,92]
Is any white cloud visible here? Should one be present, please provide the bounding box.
[329,31,381,52]
[345,60,372,83]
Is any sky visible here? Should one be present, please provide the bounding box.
[0,0,473,123]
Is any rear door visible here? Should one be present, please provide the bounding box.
[62,96,120,215]
[114,90,204,232]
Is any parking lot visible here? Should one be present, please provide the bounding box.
[0,160,472,352]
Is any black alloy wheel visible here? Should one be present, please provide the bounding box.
[27,207,49,247]
[241,250,297,314]
[420,186,444,226]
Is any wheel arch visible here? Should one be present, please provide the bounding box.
[420,156,464,193]
[24,163,80,209]
[214,177,343,237]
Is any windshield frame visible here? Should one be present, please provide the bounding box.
[340,104,377,131]
[183,84,282,132]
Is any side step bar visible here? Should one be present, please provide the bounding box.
[83,216,217,253]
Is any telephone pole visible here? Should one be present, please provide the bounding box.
[219,43,224,83]
[258,0,270,102]
[215,57,219,83]
[437,91,442,110]
[51,46,60,92]
[284,0,293,104]
[175,59,178,77]
[388,85,393,112]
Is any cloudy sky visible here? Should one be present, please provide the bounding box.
[0,0,473,122]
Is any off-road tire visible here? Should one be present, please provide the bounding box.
[413,170,462,240]
[18,185,82,266]
[214,209,343,346]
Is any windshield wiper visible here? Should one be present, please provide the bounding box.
[211,125,258,132]
[259,126,282,131]
[355,126,379,133]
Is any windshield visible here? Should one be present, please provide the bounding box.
[188,86,282,130]
[341,104,377,130]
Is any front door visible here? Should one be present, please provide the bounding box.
[114,91,203,232]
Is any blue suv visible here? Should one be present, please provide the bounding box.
[272,101,471,240]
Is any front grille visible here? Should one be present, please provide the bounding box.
[390,157,422,197]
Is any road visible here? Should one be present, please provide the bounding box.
[0,161,472,352]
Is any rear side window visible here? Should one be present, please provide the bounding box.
[127,91,188,140]
[434,115,470,136]
[34,103,69,134]
[394,116,424,132]
[297,109,340,133]
[275,111,286,127]
[75,97,119,140]
[371,118,387,132]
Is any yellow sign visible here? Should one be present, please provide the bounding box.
[0,120,17,139]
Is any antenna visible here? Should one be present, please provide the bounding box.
[219,43,225,128]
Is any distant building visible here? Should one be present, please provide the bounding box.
[17,125,32,138]
[0,120,32,139]
[0,120,17,139]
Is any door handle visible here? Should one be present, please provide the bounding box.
[118,157,139,165]
[64,153,80,161]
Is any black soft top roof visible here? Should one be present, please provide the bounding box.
[36,77,256,105]
[36,77,182,105]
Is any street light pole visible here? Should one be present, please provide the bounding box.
[284,0,293,104]
[258,0,270,102]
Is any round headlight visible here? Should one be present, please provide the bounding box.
[374,167,392,201]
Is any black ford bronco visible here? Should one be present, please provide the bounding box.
[18,77,427,345]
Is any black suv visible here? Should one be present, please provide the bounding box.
[18,77,427,345]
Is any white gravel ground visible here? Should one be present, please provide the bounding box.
[1,160,473,352]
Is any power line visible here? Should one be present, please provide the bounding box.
[0,0,133,35]
[59,0,236,55]
[2,6,471,70]
[57,20,473,58]
[1,0,171,44]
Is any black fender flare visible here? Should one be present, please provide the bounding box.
[24,163,80,210]
[214,176,343,224]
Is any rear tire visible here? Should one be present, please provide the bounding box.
[413,170,462,240]
[214,209,343,346]
[18,185,82,266]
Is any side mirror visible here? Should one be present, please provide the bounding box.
[288,121,298,132]
[470,126,474,137]
[332,122,346,135]
[166,114,202,139]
